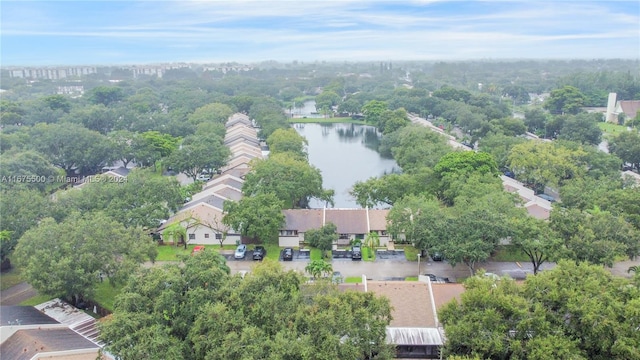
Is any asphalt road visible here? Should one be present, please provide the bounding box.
[4,258,638,305]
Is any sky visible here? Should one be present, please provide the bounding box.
[1,0,639,66]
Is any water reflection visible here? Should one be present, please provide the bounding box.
[293,123,399,208]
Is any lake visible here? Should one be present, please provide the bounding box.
[293,123,399,208]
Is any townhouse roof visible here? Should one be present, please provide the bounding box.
[281,208,391,234]
[282,209,324,232]
[202,174,244,191]
[158,203,228,232]
[191,184,242,202]
[368,209,390,230]
[225,113,252,128]
[366,281,437,328]
[0,306,59,326]
[0,328,99,360]
[325,209,369,234]
[430,283,466,309]
[220,156,254,173]
[224,133,260,146]
[183,194,227,211]
[225,125,258,138]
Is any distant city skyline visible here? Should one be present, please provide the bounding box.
[1,1,639,66]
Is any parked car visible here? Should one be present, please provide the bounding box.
[234,244,247,259]
[197,174,211,181]
[424,273,451,283]
[253,246,266,260]
[537,194,556,203]
[282,247,293,261]
[431,252,443,261]
[191,245,205,255]
[352,245,362,260]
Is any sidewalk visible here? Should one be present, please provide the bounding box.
[0,281,37,305]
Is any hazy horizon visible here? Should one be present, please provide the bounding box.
[2,1,639,66]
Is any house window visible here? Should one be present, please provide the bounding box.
[188,234,195,240]
[280,230,298,236]
[215,233,222,240]
[339,234,349,240]
[204,233,210,238]
[379,230,387,236]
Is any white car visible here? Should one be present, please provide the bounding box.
[197,174,211,181]
[234,244,247,259]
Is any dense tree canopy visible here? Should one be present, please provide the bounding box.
[100,260,394,360]
[223,193,285,243]
[242,153,333,209]
[543,86,587,115]
[166,134,231,180]
[14,212,156,305]
[266,128,308,160]
[440,261,640,360]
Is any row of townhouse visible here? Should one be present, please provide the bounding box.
[158,113,397,248]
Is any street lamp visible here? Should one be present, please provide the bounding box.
[417,253,421,276]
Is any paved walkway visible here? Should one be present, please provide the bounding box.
[0,281,37,305]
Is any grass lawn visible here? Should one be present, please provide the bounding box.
[0,264,24,290]
[490,245,530,262]
[93,279,123,312]
[598,122,628,137]
[397,244,420,261]
[257,243,281,261]
[362,246,376,261]
[405,277,419,281]
[155,244,200,261]
[290,117,367,124]
[20,294,53,306]
[310,248,323,261]
[345,276,364,283]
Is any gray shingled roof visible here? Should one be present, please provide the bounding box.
[0,306,59,326]
[0,328,99,360]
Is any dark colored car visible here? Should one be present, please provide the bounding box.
[253,246,266,260]
[282,248,293,261]
[352,245,362,260]
[537,194,556,203]
[424,273,451,283]
[431,252,443,261]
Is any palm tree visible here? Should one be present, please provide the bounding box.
[628,265,639,274]
[305,260,333,279]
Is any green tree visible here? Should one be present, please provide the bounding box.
[242,153,333,209]
[557,113,602,145]
[380,125,451,172]
[544,86,586,115]
[477,133,527,170]
[350,172,427,208]
[0,150,63,192]
[0,230,15,268]
[223,193,285,243]
[131,131,179,167]
[507,140,586,191]
[29,122,114,175]
[0,188,50,241]
[361,100,388,126]
[42,94,71,113]
[88,86,124,106]
[510,216,563,274]
[305,222,338,258]
[266,128,308,160]
[433,151,500,205]
[609,130,640,170]
[166,134,231,181]
[550,208,640,265]
[524,108,549,134]
[100,260,393,360]
[187,103,234,125]
[315,90,341,112]
[14,212,157,305]
[305,259,333,279]
[386,194,443,253]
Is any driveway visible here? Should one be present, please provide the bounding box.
[0,282,37,305]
